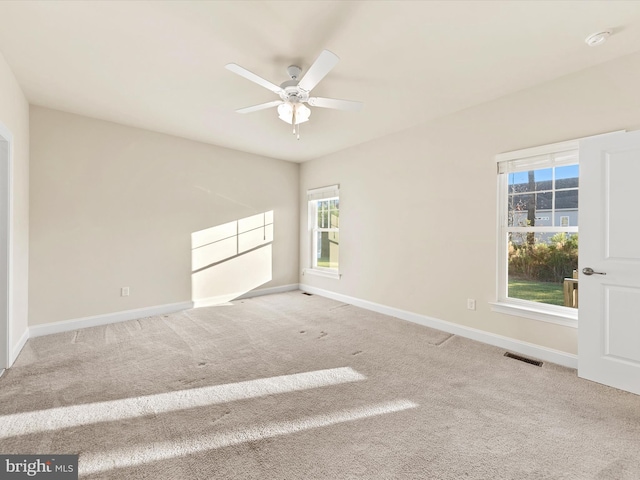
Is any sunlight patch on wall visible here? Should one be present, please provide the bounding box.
[0,367,364,440]
[191,211,273,306]
[79,399,418,475]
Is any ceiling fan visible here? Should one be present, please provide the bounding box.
[225,50,363,139]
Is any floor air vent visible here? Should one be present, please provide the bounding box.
[504,352,543,367]
[302,292,313,296]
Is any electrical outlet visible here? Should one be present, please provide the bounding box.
[467,298,476,310]
[121,287,130,297]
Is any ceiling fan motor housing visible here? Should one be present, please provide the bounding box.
[279,80,309,104]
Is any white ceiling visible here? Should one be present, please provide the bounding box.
[1,1,640,162]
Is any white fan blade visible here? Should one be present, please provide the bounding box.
[308,97,363,112]
[297,50,340,92]
[225,63,283,94]
[236,100,283,114]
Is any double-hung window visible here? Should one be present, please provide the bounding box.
[494,141,579,325]
[307,185,340,279]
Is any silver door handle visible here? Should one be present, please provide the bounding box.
[582,267,606,276]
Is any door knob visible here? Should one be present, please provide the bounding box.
[582,267,606,276]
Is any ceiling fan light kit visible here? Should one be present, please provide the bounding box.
[278,102,310,139]
[225,49,363,139]
[277,102,310,125]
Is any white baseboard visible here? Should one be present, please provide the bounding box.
[9,327,29,367]
[193,295,241,308]
[19,284,577,370]
[29,284,301,339]
[194,284,300,307]
[29,301,194,338]
[235,283,300,300]
[299,284,577,369]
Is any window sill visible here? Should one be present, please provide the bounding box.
[489,301,577,328]
[304,268,341,280]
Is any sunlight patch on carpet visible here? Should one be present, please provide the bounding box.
[0,367,365,439]
[79,399,419,475]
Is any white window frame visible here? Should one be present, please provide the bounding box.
[305,185,340,280]
[491,131,624,326]
[492,139,580,327]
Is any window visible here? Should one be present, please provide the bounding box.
[494,141,579,325]
[307,185,340,279]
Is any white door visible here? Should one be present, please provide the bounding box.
[579,130,640,395]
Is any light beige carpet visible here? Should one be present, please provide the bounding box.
[1,291,639,479]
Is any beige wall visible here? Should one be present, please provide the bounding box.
[300,51,640,356]
[29,107,299,326]
[0,51,29,357]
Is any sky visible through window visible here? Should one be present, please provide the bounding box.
[508,164,578,185]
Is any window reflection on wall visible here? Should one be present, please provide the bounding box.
[191,211,273,306]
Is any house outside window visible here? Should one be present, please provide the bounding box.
[306,185,340,279]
